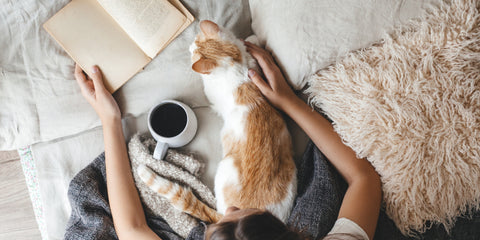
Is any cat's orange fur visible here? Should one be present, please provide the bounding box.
[138,166,222,223]
[221,82,295,209]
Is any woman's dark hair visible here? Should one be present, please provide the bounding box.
[205,211,308,240]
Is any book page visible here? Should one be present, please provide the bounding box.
[97,0,188,58]
[168,0,194,22]
[43,0,151,93]
[163,0,194,46]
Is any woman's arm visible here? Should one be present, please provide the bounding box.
[74,64,161,240]
[245,42,382,239]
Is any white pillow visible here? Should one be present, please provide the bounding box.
[249,0,440,90]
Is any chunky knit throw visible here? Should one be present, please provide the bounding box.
[128,133,216,238]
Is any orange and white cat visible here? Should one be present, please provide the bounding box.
[138,20,297,224]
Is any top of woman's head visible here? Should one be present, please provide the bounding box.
[204,210,306,240]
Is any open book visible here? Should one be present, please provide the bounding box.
[44,0,194,93]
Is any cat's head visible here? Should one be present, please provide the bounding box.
[190,20,250,75]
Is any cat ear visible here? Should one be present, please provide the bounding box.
[200,20,219,38]
[192,58,217,74]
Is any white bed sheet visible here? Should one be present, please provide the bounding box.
[0,0,253,151]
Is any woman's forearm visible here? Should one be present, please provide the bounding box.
[74,64,160,239]
[283,98,382,239]
[103,119,149,237]
[282,98,363,183]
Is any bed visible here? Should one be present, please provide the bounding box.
[4,0,471,239]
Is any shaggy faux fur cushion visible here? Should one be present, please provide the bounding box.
[306,0,480,236]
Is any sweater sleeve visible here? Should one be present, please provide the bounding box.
[326,218,369,240]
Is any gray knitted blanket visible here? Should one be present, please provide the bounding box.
[64,138,480,240]
[63,137,347,240]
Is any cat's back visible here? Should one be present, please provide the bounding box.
[218,81,297,222]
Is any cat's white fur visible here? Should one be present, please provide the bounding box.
[267,174,297,221]
[190,29,259,213]
[213,157,239,214]
[190,22,295,222]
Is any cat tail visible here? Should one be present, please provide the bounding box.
[137,164,222,223]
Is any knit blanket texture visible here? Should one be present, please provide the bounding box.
[64,139,480,239]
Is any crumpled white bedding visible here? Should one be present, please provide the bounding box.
[3,0,438,239]
[0,0,253,151]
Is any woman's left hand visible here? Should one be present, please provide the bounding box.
[245,41,298,113]
[74,64,121,124]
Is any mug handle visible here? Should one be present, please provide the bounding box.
[153,142,169,160]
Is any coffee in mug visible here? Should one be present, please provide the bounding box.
[147,100,197,160]
[150,103,187,138]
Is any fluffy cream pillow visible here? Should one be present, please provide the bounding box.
[306,0,480,235]
[249,0,439,90]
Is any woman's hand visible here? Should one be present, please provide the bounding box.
[245,41,299,112]
[74,64,121,124]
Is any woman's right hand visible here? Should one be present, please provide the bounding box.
[245,41,299,112]
[74,64,121,124]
